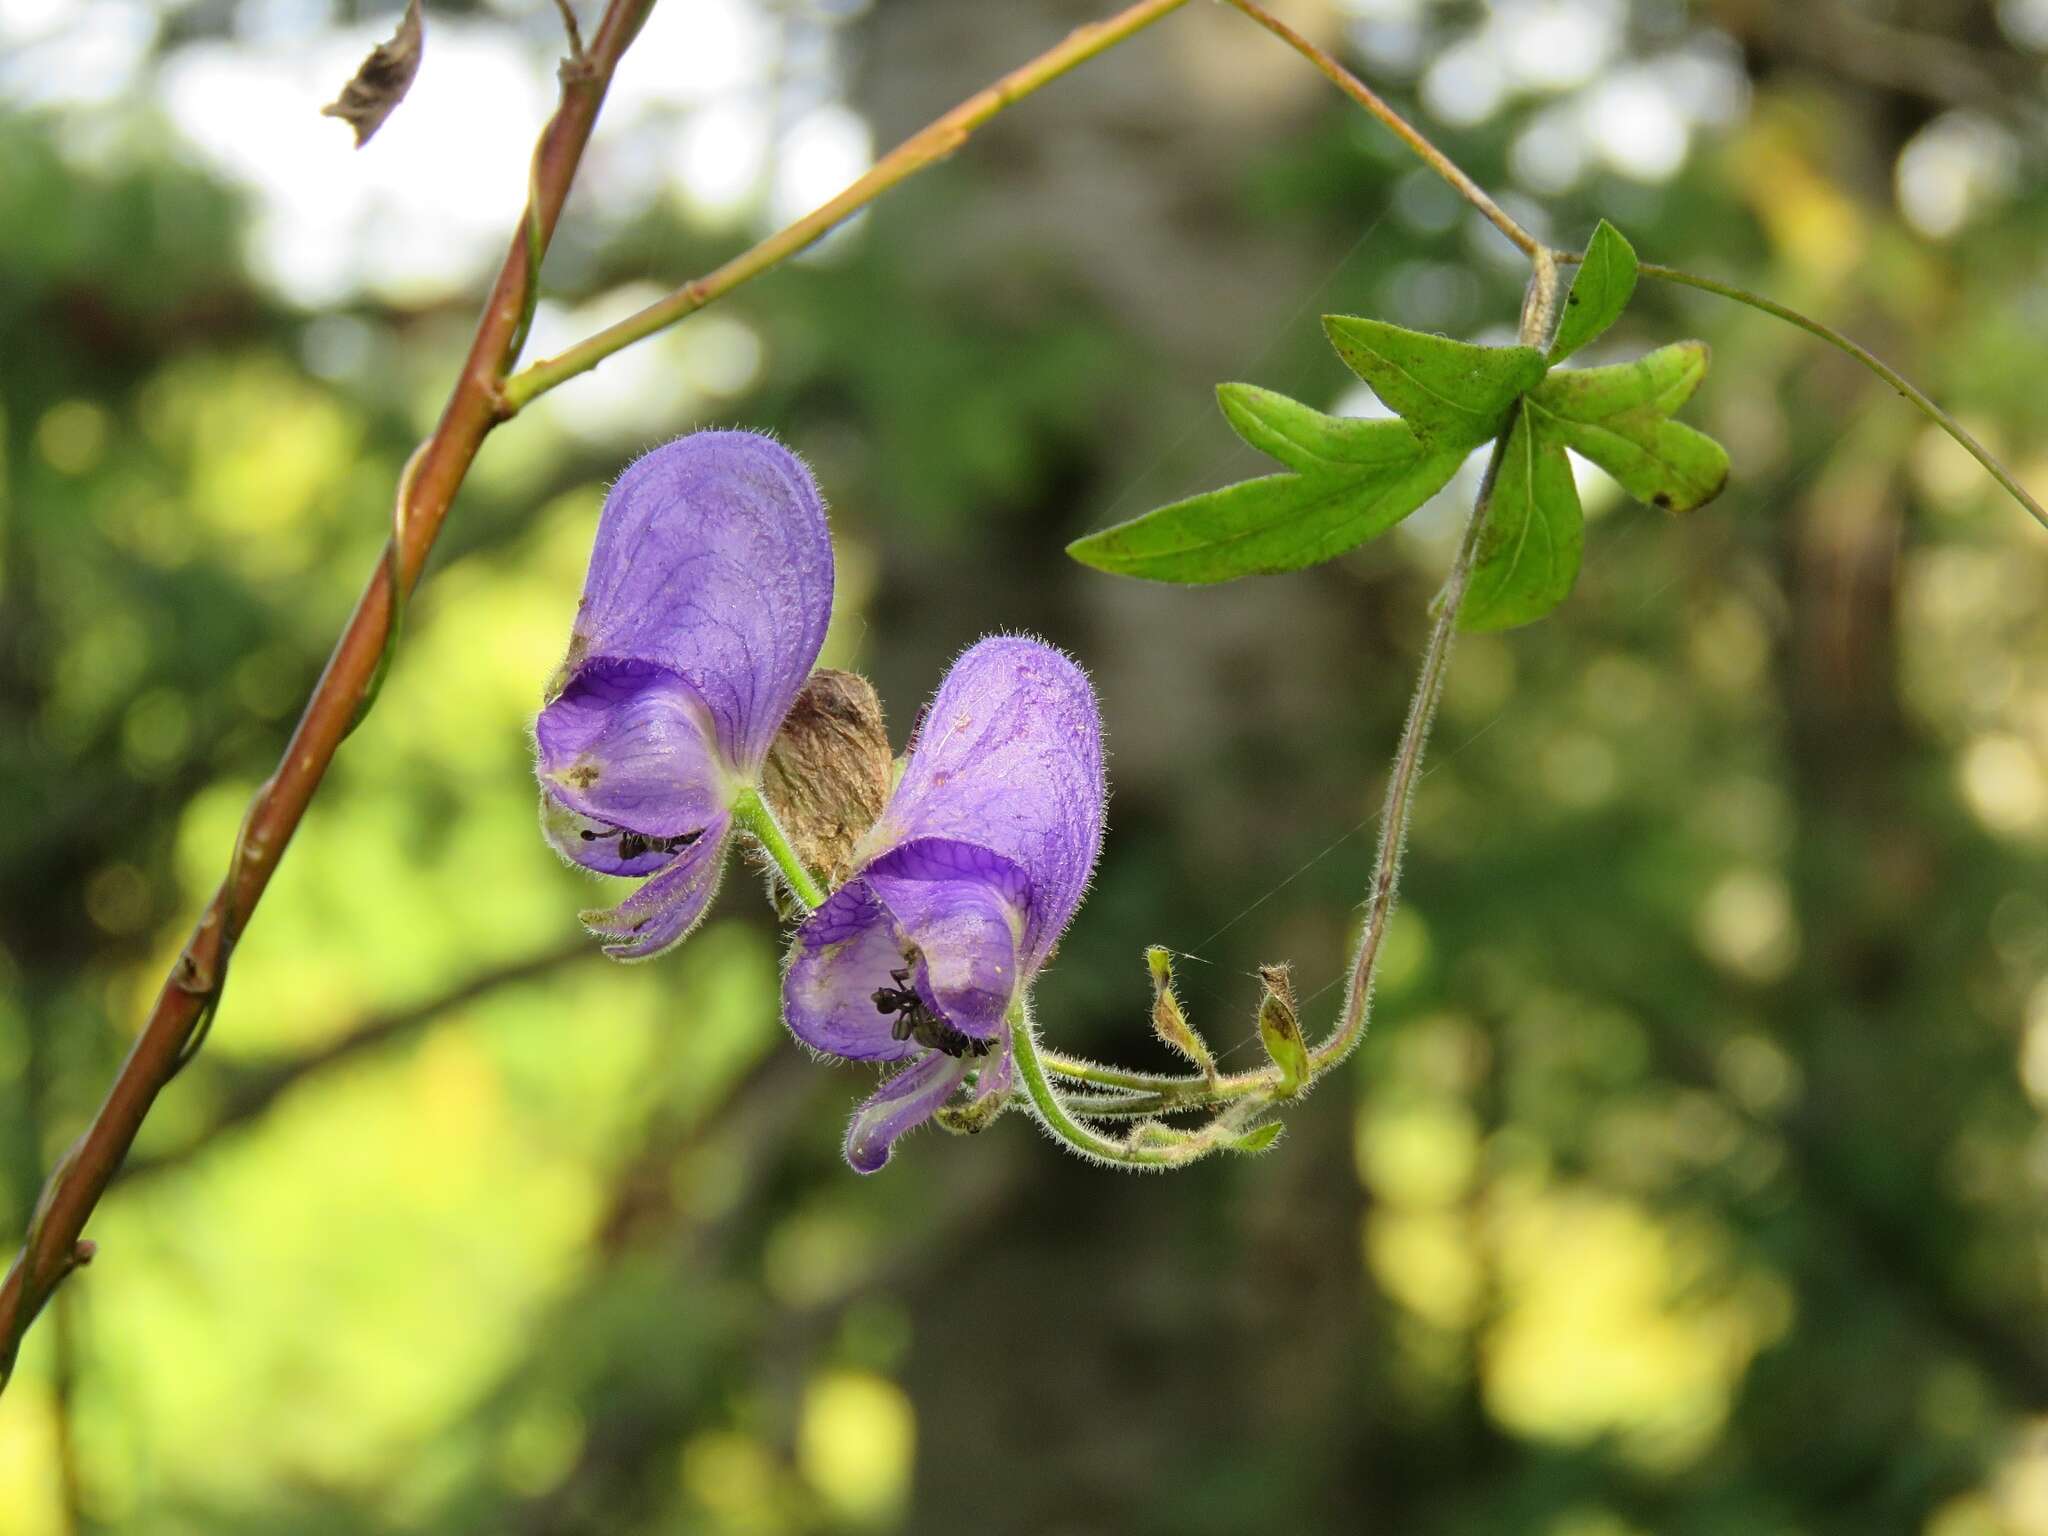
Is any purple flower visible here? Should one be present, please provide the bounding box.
[783,636,1106,1172]
[536,431,833,959]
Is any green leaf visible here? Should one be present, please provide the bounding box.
[1215,383,1423,473]
[1322,316,1547,447]
[1065,389,1466,584]
[1229,1121,1285,1155]
[1548,219,1637,363]
[1534,339,1708,421]
[1461,407,1584,633]
[1530,340,1728,513]
[1536,408,1729,513]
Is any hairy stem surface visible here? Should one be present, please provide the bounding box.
[1010,1010,1176,1167]
[1316,254,1562,1074]
[734,787,827,911]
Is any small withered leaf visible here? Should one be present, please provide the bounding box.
[322,0,425,148]
[759,669,892,892]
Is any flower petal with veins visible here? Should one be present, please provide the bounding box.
[536,660,724,839]
[568,431,833,772]
[535,431,835,961]
[865,636,1104,968]
[782,635,1108,1173]
[845,1051,976,1174]
[580,815,732,962]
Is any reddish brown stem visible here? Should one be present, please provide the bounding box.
[0,0,657,1390]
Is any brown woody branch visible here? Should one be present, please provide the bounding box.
[120,937,596,1186]
[0,0,659,1389]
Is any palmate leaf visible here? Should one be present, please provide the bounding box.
[1461,406,1583,633]
[1529,340,1729,513]
[1463,340,1729,630]
[1065,385,1466,583]
[1548,219,1637,364]
[1067,322,1545,585]
[1069,235,1733,615]
[1322,316,1547,447]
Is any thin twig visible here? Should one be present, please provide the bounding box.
[0,0,1216,1387]
[550,0,585,61]
[122,938,596,1185]
[1631,260,2048,536]
[1217,0,1542,260]
[0,0,661,1391]
[496,0,1196,413]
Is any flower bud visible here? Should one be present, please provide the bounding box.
[1256,962,1308,1097]
[1146,946,1214,1078]
[759,669,892,895]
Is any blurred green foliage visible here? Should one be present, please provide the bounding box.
[2,2,2046,1533]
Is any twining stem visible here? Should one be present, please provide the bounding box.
[1316,253,1560,1074]
[0,0,662,1392]
[1631,261,2048,536]
[1037,259,1565,1130]
[733,787,826,910]
[1037,1050,1220,1095]
[1043,265,1563,1128]
[1218,0,1541,260]
[497,0,1195,413]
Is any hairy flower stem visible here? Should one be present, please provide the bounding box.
[1317,253,1560,1074]
[1010,1008,1178,1168]
[497,0,1195,413]
[732,786,826,911]
[1020,267,1563,1153]
[1040,262,1565,1129]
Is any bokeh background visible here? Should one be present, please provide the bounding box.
[4,0,2047,1530]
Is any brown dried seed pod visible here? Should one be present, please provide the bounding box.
[758,668,892,893]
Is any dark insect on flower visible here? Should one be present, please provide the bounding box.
[783,636,1106,1172]
[871,967,992,1058]
[535,431,833,959]
[579,827,705,863]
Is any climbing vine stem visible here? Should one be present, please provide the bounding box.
[1628,260,2047,535]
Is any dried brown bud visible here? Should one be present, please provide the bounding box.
[322,0,425,147]
[759,669,892,895]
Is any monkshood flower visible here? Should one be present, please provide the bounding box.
[783,635,1106,1172]
[535,431,832,959]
